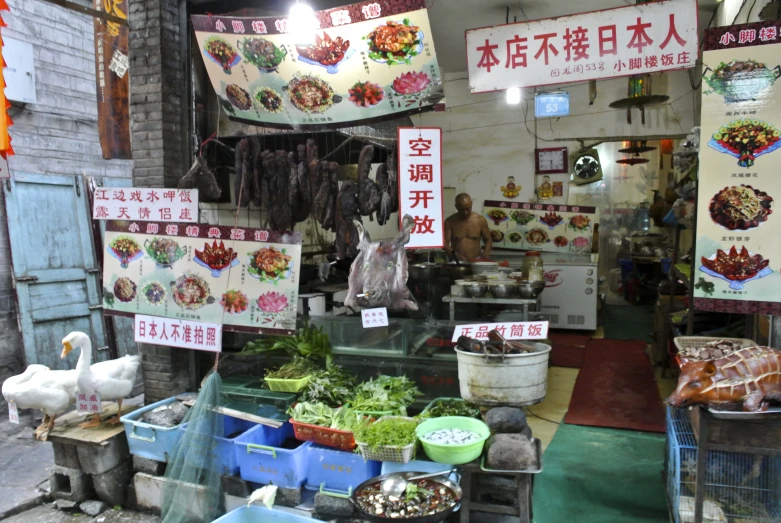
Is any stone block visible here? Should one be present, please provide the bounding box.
[92,460,132,506]
[77,434,130,474]
[222,475,251,498]
[275,485,303,507]
[80,500,108,516]
[52,442,80,469]
[314,492,354,517]
[134,472,209,518]
[133,456,167,476]
[55,499,79,511]
[50,465,95,502]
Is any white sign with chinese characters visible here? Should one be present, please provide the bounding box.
[465,0,698,93]
[134,315,223,352]
[8,401,18,424]
[451,321,549,342]
[361,307,389,328]
[398,127,444,249]
[92,188,199,222]
[76,392,102,415]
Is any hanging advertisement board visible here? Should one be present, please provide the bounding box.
[397,127,444,249]
[694,21,781,315]
[102,221,302,334]
[191,0,443,129]
[483,201,596,254]
[92,188,198,222]
[465,0,698,93]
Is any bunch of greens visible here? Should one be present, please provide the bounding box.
[418,399,480,420]
[405,482,434,502]
[288,402,363,431]
[265,357,321,380]
[351,375,422,413]
[299,366,358,407]
[242,321,333,367]
[354,417,418,450]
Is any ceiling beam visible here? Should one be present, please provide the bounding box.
[37,0,128,25]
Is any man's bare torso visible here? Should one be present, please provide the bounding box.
[446,213,487,260]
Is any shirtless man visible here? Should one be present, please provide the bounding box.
[444,193,493,261]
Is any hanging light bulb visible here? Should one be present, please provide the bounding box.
[289,1,318,45]
[506,87,522,105]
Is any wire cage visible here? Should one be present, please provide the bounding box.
[666,407,781,522]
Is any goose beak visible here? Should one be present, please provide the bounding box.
[61,341,73,359]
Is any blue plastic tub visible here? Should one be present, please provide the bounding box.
[213,506,327,523]
[233,422,311,488]
[180,414,256,476]
[305,444,381,495]
[120,397,186,462]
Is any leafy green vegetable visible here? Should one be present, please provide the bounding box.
[265,357,320,380]
[300,366,357,407]
[241,321,333,367]
[350,375,422,414]
[288,402,364,431]
[354,417,418,450]
[418,399,481,420]
[405,483,433,501]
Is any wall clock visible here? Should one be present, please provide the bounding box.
[535,147,569,174]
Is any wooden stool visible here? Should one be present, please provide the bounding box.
[459,460,534,523]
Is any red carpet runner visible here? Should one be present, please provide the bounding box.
[563,339,666,433]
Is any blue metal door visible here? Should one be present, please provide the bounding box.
[4,172,108,369]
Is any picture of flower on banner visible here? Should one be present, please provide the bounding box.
[256,291,292,327]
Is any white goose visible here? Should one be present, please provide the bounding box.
[61,331,141,428]
[2,364,78,439]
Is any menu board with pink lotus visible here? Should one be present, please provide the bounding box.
[102,221,302,335]
[191,0,443,129]
[483,201,597,254]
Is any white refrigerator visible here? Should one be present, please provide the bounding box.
[539,253,599,330]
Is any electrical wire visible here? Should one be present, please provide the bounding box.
[526,409,561,425]
[747,0,758,22]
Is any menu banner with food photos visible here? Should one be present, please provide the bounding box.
[191,0,443,129]
[483,201,597,254]
[694,21,781,315]
[102,221,302,335]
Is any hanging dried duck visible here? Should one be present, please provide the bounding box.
[357,145,381,220]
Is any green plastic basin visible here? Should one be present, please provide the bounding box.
[415,416,490,465]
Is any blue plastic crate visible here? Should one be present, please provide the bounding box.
[234,422,311,488]
[120,397,186,462]
[666,407,781,523]
[180,414,256,476]
[213,506,327,523]
[305,444,381,495]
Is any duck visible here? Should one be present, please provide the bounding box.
[61,331,142,428]
[2,364,79,439]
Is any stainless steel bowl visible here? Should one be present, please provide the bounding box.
[488,282,517,299]
[462,283,487,298]
[516,280,546,299]
[409,263,441,282]
[443,263,473,281]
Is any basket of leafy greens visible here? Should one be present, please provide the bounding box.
[299,366,357,408]
[264,357,321,392]
[419,398,481,420]
[354,416,419,463]
[288,401,364,451]
[350,375,422,417]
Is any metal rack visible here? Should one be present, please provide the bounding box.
[442,295,542,322]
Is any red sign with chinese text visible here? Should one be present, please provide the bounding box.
[134,314,222,353]
[398,127,444,249]
[465,0,698,93]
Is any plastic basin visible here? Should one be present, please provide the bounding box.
[415,416,490,465]
[120,397,186,462]
[213,506,327,522]
[265,375,312,393]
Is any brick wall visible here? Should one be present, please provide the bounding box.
[129,0,193,403]
[0,0,133,383]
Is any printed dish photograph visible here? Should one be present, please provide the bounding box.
[254,87,284,114]
[568,215,591,232]
[525,228,549,245]
[510,209,535,226]
[194,240,239,277]
[709,185,773,230]
[709,119,781,168]
[364,18,423,65]
[296,32,354,73]
[204,36,240,74]
[248,246,294,284]
[238,37,287,72]
[699,246,772,289]
[486,209,509,226]
[285,74,339,114]
[225,84,252,111]
[171,273,213,310]
[108,236,142,269]
[145,238,187,269]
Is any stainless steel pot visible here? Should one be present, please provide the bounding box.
[442,263,473,280]
[488,282,517,299]
[462,283,487,298]
[517,280,546,299]
[409,263,440,282]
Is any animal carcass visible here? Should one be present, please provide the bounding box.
[667,346,781,412]
[344,214,418,312]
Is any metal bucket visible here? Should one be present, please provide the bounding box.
[455,342,551,407]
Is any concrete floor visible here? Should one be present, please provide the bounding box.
[3,504,160,523]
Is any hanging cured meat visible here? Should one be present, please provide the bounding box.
[357,145,381,219]
[335,179,361,259]
[294,144,312,223]
[259,149,275,227]
[387,150,399,213]
[250,137,263,207]
[234,138,252,207]
[269,151,292,231]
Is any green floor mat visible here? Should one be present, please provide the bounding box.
[533,423,669,523]
[604,304,654,342]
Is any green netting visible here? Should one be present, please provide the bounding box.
[161,371,225,523]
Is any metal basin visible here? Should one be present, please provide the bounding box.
[517,280,546,299]
[409,263,440,282]
[462,283,487,298]
[352,472,462,523]
[488,282,517,299]
[443,263,473,281]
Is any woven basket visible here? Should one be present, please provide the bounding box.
[673,337,756,353]
[354,416,418,463]
[290,418,356,451]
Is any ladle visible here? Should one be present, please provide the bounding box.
[379,468,457,498]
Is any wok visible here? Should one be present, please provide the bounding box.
[351,472,462,523]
